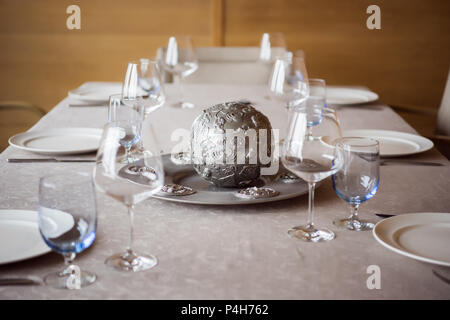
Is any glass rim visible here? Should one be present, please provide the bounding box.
[129,58,159,65]
[290,105,336,114]
[309,78,326,85]
[334,136,380,149]
[39,171,93,185]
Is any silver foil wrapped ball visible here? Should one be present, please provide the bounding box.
[191,101,272,187]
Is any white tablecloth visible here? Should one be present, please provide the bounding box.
[0,83,449,299]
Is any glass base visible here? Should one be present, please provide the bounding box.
[333,217,374,231]
[105,250,158,272]
[173,101,194,109]
[288,225,335,242]
[44,269,96,289]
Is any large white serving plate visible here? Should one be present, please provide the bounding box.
[326,87,379,105]
[152,154,310,205]
[9,128,103,155]
[0,210,51,265]
[343,129,433,157]
[373,213,450,267]
[68,83,122,102]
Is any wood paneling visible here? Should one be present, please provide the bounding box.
[0,0,449,117]
[0,0,213,111]
[224,0,450,110]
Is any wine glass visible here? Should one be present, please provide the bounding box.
[94,121,164,272]
[332,137,380,231]
[160,35,198,109]
[304,78,327,136]
[268,55,309,109]
[282,106,343,242]
[259,32,287,63]
[122,59,166,117]
[38,172,97,289]
[108,94,144,163]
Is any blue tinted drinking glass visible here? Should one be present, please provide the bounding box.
[38,172,97,289]
[332,137,380,231]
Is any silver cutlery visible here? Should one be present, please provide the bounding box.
[7,158,96,163]
[380,160,445,167]
[432,269,450,286]
[375,213,396,219]
[68,103,107,107]
[0,277,43,286]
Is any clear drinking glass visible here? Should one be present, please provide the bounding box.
[332,137,380,231]
[160,35,198,109]
[38,172,97,289]
[268,55,309,109]
[282,106,343,242]
[94,121,164,272]
[259,32,287,63]
[122,59,166,117]
[108,94,144,163]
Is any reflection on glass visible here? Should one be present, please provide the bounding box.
[259,32,287,63]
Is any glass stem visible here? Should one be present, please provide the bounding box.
[61,252,76,276]
[173,74,184,102]
[126,204,135,254]
[306,126,313,138]
[349,203,360,220]
[63,252,76,266]
[306,182,316,228]
[125,146,132,161]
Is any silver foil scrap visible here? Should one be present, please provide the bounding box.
[235,186,280,199]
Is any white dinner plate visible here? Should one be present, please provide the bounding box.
[152,154,311,205]
[326,87,379,105]
[0,210,51,265]
[9,128,103,155]
[68,83,122,102]
[342,129,433,157]
[373,212,450,267]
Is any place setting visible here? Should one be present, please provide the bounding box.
[1,28,449,300]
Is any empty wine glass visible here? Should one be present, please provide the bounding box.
[38,172,97,289]
[122,59,166,117]
[332,137,380,231]
[108,94,144,163]
[259,32,287,63]
[282,106,343,242]
[268,55,309,109]
[94,121,164,272]
[161,35,198,109]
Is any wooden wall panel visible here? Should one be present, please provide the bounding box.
[0,0,449,115]
[224,0,450,110]
[0,0,214,111]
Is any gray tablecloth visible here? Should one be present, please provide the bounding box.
[0,83,449,299]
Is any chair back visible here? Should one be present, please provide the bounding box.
[156,47,273,85]
[436,69,450,136]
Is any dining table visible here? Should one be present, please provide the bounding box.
[0,82,449,300]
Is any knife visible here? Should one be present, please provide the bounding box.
[0,277,43,286]
[7,158,96,163]
[380,160,445,167]
[375,213,396,219]
[68,103,107,107]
